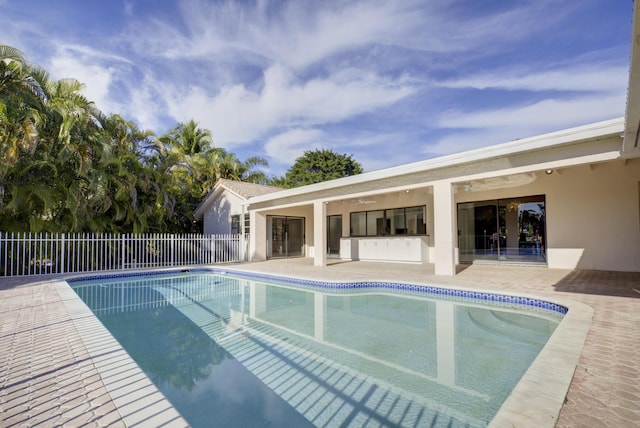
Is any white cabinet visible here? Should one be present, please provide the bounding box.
[340,237,428,263]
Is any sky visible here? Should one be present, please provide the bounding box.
[0,0,633,177]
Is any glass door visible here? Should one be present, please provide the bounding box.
[327,215,342,257]
[457,203,476,263]
[457,196,545,264]
[268,216,305,258]
[286,217,304,257]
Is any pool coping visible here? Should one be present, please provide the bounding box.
[53,280,189,427]
[61,266,593,428]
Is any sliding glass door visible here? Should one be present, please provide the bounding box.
[457,195,546,264]
[327,215,342,257]
[268,216,305,258]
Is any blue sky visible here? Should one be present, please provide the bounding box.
[1,0,632,176]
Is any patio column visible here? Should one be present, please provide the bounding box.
[433,181,456,276]
[313,201,327,266]
[250,210,267,262]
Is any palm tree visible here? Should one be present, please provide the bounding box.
[0,45,45,166]
[189,150,269,196]
[162,120,213,156]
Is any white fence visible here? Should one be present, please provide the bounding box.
[0,232,249,276]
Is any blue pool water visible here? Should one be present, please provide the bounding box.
[71,270,564,427]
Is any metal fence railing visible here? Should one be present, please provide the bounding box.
[0,232,249,277]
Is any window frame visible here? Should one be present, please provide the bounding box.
[231,215,241,234]
[349,205,427,237]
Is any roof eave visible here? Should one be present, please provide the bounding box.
[248,118,624,204]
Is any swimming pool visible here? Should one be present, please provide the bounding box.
[70,270,565,427]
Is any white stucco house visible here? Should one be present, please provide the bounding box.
[197,8,640,276]
[194,178,283,235]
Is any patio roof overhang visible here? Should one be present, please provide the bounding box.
[247,118,624,210]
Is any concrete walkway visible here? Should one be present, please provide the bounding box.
[0,260,638,427]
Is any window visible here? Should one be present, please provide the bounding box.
[406,206,426,235]
[231,215,240,234]
[244,214,250,233]
[350,206,426,237]
[350,212,366,236]
[389,208,406,234]
[367,210,385,235]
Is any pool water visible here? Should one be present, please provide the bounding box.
[71,271,563,427]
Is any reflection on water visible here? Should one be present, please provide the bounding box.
[73,273,562,428]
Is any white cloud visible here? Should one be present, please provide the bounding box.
[161,64,416,146]
[147,0,568,70]
[429,93,625,155]
[438,65,628,93]
[264,128,325,166]
[48,54,119,114]
[163,0,424,69]
[439,94,624,130]
[123,0,134,16]
[125,74,167,133]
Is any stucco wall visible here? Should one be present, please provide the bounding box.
[455,159,640,271]
[545,160,640,271]
[202,191,245,235]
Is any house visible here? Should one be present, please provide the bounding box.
[193,178,283,235]
[244,117,639,275]
[198,8,640,276]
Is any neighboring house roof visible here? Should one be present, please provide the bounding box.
[193,179,283,219]
[216,178,283,199]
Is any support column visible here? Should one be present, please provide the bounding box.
[433,181,456,276]
[250,211,267,262]
[313,201,327,267]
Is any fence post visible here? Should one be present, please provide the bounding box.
[171,234,175,267]
[60,233,66,274]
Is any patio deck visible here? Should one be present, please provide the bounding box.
[1,260,638,427]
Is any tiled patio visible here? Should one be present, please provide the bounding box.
[1,260,638,427]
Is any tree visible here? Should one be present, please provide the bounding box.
[277,149,363,188]
[156,120,270,232]
[0,45,43,166]
[0,45,105,232]
[0,44,271,234]
[191,150,269,195]
[162,120,213,156]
